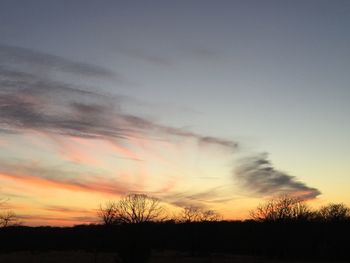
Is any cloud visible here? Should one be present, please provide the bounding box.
[0,44,321,206]
[43,205,92,214]
[234,153,321,199]
[0,44,115,77]
[17,214,98,225]
[0,160,131,196]
[0,84,237,148]
[121,47,172,67]
[198,136,238,149]
[0,55,237,149]
[161,186,233,208]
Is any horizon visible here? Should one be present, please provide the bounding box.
[1,0,350,226]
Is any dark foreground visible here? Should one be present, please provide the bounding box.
[0,251,347,263]
[0,221,349,262]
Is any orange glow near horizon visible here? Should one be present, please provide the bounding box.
[0,115,343,226]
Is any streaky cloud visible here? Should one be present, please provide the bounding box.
[43,205,92,214]
[0,161,131,196]
[234,153,321,200]
[161,186,233,209]
[121,47,172,67]
[17,214,98,224]
[0,44,115,77]
[0,44,321,202]
[0,65,237,149]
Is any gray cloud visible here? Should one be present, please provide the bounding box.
[0,44,235,148]
[0,44,115,77]
[0,89,125,139]
[198,136,238,149]
[121,47,172,67]
[0,64,237,148]
[161,186,233,209]
[235,153,321,199]
[0,44,321,201]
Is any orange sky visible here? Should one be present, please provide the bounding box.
[0,129,328,226]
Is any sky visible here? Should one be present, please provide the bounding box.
[0,0,349,226]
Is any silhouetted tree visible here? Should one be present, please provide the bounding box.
[99,194,165,263]
[317,203,350,222]
[250,195,312,222]
[0,198,19,227]
[98,201,118,225]
[0,211,18,227]
[99,194,166,225]
[179,206,221,222]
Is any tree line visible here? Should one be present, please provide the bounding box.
[1,194,349,228]
[98,193,350,225]
[98,193,222,225]
[1,194,350,262]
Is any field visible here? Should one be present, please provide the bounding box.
[0,251,345,263]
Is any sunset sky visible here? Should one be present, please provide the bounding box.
[0,0,349,226]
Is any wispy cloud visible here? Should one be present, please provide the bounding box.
[17,214,98,225]
[0,44,115,77]
[0,57,237,149]
[43,205,93,214]
[235,153,321,199]
[161,186,234,208]
[121,47,172,67]
[0,161,131,196]
[0,44,321,208]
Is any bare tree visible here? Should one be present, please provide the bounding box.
[179,206,221,222]
[117,194,166,223]
[200,209,222,222]
[250,195,312,222]
[0,211,18,227]
[317,203,350,222]
[99,194,166,225]
[0,198,19,227]
[98,201,118,225]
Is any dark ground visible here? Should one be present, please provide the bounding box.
[0,221,349,262]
